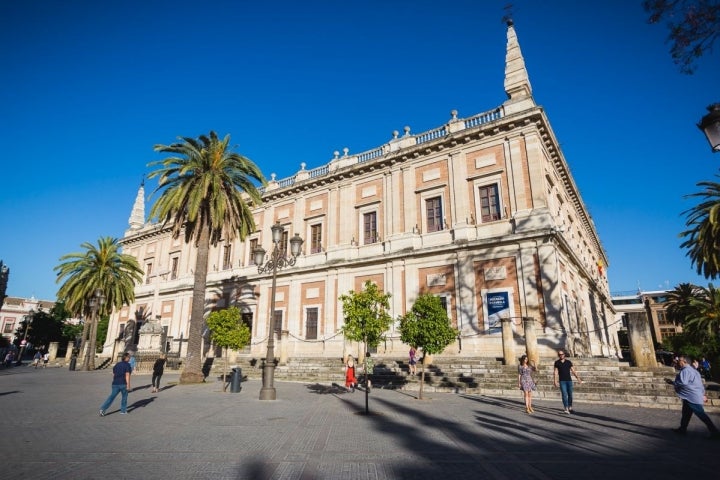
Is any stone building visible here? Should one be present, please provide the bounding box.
[612,289,683,348]
[102,22,618,363]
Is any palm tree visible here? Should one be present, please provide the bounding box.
[680,179,720,279]
[55,237,143,370]
[686,284,720,340]
[665,282,702,325]
[147,131,264,384]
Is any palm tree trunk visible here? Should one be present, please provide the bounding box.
[82,314,99,371]
[87,315,98,370]
[78,315,90,363]
[180,227,210,384]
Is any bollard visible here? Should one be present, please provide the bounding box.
[69,356,77,371]
[230,367,242,393]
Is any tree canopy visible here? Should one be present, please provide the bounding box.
[680,179,720,279]
[398,294,458,399]
[206,307,251,352]
[55,236,143,370]
[339,281,392,348]
[644,0,720,74]
[206,306,251,391]
[662,282,720,366]
[13,302,75,351]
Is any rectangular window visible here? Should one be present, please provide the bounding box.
[170,257,179,280]
[273,310,283,339]
[311,224,322,254]
[222,245,232,270]
[439,296,448,313]
[363,212,378,244]
[277,230,289,257]
[479,184,501,222]
[249,239,259,265]
[242,312,253,330]
[117,323,125,340]
[426,196,443,232]
[145,262,153,284]
[306,308,318,340]
[660,328,678,338]
[3,321,14,334]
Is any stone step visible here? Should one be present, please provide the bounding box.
[203,356,719,409]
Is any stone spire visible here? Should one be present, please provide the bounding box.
[128,180,145,231]
[503,19,535,115]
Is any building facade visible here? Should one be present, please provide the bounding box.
[0,296,54,345]
[612,289,682,348]
[102,23,618,363]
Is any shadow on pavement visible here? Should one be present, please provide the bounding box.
[306,382,349,394]
[131,384,152,392]
[128,397,156,412]
[459,394,662,436]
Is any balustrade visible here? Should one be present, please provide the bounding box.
[262,106,504,193]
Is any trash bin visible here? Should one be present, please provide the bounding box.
[69,356,77,371]
[230,367,242,393]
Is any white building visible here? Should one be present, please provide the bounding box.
[0,296,53,345]
[102,22,618,363]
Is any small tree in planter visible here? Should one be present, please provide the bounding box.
[398,294,458,400]
[339,280,392,414]
[206,307,251,391]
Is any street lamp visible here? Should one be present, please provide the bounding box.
[698,103,720,153]
[82,288,106,371]
[16,311,33,365]
[253,221,303,400]
[0,261,9,312]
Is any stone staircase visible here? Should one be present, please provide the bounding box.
[204,356,719,410]
[208,357,344,383]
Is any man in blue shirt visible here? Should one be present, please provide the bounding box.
[99,352,133,416]
[668,355,719,438]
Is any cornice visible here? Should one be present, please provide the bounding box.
[121,223,174,246]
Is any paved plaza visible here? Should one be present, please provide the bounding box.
[1,365,718,480]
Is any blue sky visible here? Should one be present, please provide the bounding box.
[1,0,718,301]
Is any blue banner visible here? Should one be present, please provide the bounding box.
[486,291,510,331]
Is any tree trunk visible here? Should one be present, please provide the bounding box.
[419,355,425,400]
[223,348,229,392]
[81,311,99,371]
[85,316,98,370]
[180,228,210,384]
[78,315,90,363]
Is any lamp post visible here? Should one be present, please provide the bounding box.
[16,311,33,365]
[0,261,9,312]
[698,103,720,153]
[253,221,303,400]
[82,288,106,371]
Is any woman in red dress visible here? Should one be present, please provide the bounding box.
[345,355,357,392]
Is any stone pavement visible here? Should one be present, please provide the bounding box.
[1,365,719,480]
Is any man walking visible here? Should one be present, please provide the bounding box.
[667,355,719,438]
[553,349,583,413]
[99,352,132,416]
[33,351,42,369]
